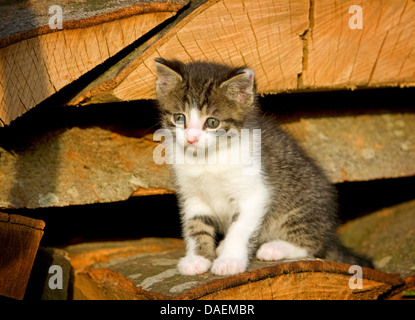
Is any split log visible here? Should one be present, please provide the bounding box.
[0,127,175,209]
[287,111,415,182]
[65,237,404,300]
[0,0,189,126]
[0,212,45,300]
[1,109,414,209]
[69,0,415,106]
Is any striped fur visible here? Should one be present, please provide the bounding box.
[154,58,372,276]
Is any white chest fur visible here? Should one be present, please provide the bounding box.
[173,161,267,229]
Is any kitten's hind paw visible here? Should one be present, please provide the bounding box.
[211,257,247,276]
[256,240,308,261]
[177,255,212,275]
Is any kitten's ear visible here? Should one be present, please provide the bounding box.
[154,58,183,94]
[220,69,255,104]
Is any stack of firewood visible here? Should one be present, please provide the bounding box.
[0,0,414,300]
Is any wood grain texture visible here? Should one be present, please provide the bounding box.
[0,212,45,299]
[301,0,415,89]
[70,0,415,106]
[0,0,188,126]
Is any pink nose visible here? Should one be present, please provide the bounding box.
[186,129,200,144]
[187,135,199,144]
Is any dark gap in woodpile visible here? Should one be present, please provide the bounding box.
[4,194,182,247]
[261,87,415,120]
[0,100,160,150]
[337,177,415,222]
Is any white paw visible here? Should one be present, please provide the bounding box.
[177,255,212,275]
[256,240,308,261]
[256,242,286,261]
[211,257,247,276]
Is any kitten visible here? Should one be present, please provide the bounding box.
[154,58,371,276]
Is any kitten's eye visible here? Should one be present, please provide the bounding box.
[173,113,186,125]
[205,117,220,128]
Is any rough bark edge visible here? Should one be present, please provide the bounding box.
[0,212,45,231]
[385,273,415,300]
[0,2,188,49]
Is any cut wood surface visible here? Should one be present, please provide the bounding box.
[0,212,45,299]
[1,108,414,209]
[70,0,415,106]
[65,237,405,300]
[0,0,189,126]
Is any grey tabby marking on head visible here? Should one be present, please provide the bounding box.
[154,58,372,276]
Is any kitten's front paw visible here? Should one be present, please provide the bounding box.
[211,257,247,276]
[177,255,212,275]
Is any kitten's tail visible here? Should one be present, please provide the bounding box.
[325,241,373,269]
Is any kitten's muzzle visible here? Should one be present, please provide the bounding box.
[186,128,200,144]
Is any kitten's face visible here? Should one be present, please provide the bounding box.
[154,58,256,151]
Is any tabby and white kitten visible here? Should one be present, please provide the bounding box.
[154,58,371,276]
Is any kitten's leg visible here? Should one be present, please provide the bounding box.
[258,205,332,262]
[256,240,309,261]
[215,239,224,257]
[178,200,217,275]
[211,191,267,276]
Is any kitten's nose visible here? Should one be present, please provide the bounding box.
[186,128,200,144]
[187,135,199,144]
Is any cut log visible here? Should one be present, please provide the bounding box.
[65,237,404,300]
[69,0,415,106]
[0,0,189,126]
[1,108,414,209]
[0,212,45,300]
[286,112,415,182]
[0,127,176,209]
